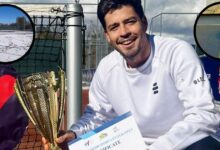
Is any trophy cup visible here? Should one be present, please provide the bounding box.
[14,68,65,150]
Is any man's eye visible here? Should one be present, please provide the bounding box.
[127,19,136,24]
[109,26,118,31]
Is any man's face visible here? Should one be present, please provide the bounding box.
[104,5,147,59]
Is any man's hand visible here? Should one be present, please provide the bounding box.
[42,130,76,150]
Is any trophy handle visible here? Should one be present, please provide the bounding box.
[58,67,65,129]
[14,80,37,126]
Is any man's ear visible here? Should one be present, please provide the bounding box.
[104,31,111,43]
[142,16,148,31]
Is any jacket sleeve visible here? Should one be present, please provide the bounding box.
[70,63,117,137]
[150,41,220,150]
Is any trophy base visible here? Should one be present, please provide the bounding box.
[50,143,62,150]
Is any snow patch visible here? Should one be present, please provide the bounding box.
[0,30,33,62]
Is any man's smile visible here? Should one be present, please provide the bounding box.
[117,36,137,48]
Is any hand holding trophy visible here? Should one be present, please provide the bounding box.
[14,68,65,150]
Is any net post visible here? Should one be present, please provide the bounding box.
[66,3,83,128]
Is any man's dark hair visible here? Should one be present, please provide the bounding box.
[97,0,145,30]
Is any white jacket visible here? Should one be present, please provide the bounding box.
[70,35,220,150]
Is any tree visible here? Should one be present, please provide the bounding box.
[16,17,26,30]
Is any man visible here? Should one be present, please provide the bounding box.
[43,0,220,149]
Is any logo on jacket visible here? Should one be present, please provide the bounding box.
[153,82,159,94]
[193,76,205,85]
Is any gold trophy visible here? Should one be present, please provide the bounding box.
[14,68,65,150]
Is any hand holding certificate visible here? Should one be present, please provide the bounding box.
[68,112,147,150]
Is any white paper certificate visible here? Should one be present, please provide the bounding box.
[68,112,146,150]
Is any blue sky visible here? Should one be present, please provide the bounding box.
[0,6,28,24]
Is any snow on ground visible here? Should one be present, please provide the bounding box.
[0,30,33,62]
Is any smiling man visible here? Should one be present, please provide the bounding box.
[104,4,150,68]
[43,0,220,150]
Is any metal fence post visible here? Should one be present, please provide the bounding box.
[66,3,83,128]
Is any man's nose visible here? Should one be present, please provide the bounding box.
[119,25,130,37]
